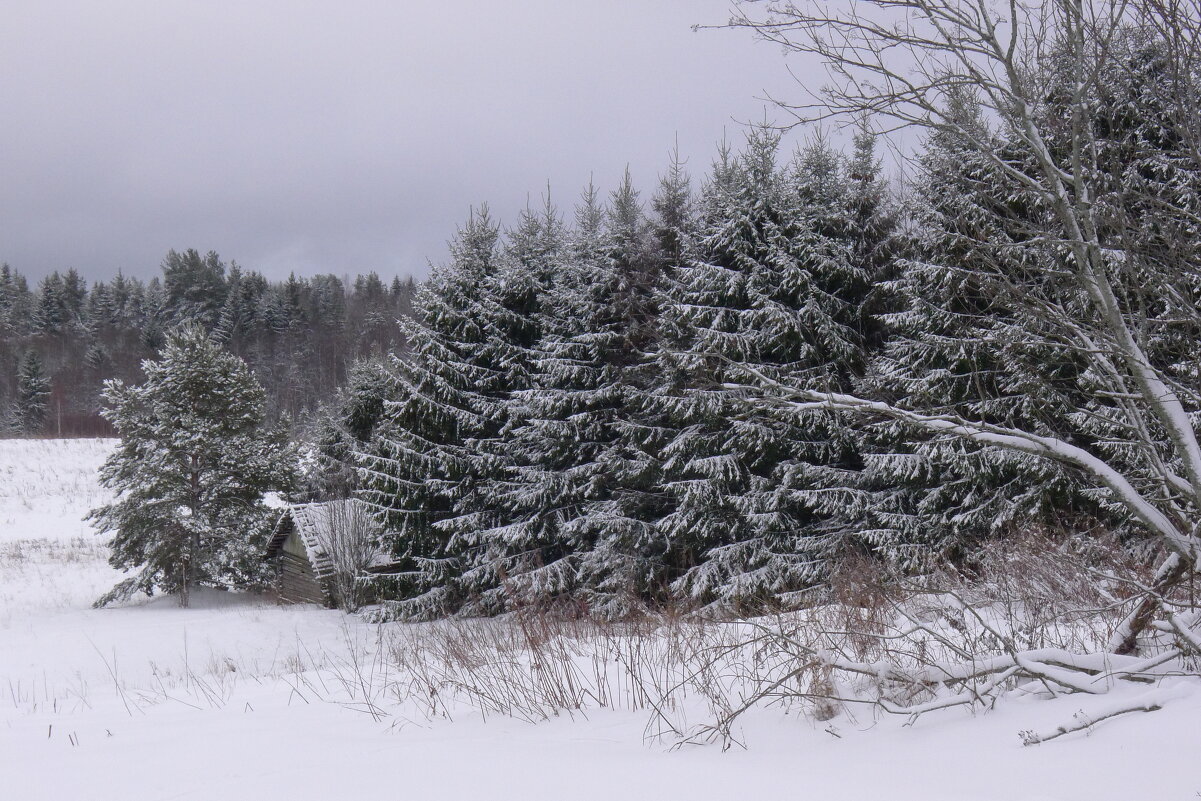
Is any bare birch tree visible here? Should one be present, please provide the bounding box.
[722,0,1201,655]
[315,499,383,612]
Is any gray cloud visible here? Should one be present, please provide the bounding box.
[0,1,810,282]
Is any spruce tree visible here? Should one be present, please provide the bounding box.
[34,273,68,335]
[89,326,295,607]
[651,129,870,610]
[355,207,514,618]
[1061,32,1201,528]
[309,358,394,499]
[444,189,602,609]
[843,125,901,350]
[13,351,50,435]
[856,91,1095,569]
[436,197,569,613]
[581,153,700,609]
[0,264,33,338]
[468,176,667,614]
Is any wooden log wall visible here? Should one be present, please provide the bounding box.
[277,551,330,606]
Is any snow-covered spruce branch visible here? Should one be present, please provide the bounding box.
[748,369,1201,656]
[721,366,1198,564]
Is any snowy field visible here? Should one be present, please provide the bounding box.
[1,439,1199,801]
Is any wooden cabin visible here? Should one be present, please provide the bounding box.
[266,504,338,605]
[266,499,393,607]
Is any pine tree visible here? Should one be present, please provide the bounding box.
[162,249,228,327]
[88,326,295,607]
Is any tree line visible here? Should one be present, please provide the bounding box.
[295,116,1067,616]
[301,11,1201,619]
[0,252,414,436]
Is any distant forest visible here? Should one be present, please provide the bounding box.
[0,250,414,436]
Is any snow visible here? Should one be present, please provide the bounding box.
[0,437,114,543]
[3,438,1200,800]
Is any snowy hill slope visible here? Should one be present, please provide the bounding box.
[0,438,1198,801]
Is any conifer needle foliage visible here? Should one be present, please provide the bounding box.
[90,326,295,608]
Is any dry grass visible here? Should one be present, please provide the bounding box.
[339,532,1197,748]
[0,537,108,566]
[0,438,114,524]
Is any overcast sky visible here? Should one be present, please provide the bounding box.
[0,1,811,283]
